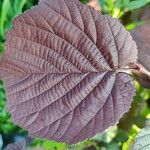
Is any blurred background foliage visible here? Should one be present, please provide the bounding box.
[0,0,150,149]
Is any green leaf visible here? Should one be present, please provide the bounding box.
[106,0,113,9]
[31,139,66,150]
[112,0,123,18]
[0,0,11,38]
[14,0,28,15]
[0,43,4,53]
[127,0,150,10]
[106,142,120,150]
[133,119,150,149]
[0,91,5,100]
[79,0,89,4]
[97,0,108,13]
[114,129,128,143]
[123,0,130,6]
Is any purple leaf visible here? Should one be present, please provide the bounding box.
[131,24,150,71]
[0,0,137,144]
[131,24,150,88]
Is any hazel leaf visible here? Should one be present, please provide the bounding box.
[0,0,137,144]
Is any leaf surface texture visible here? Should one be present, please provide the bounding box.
[0,0,137,144]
